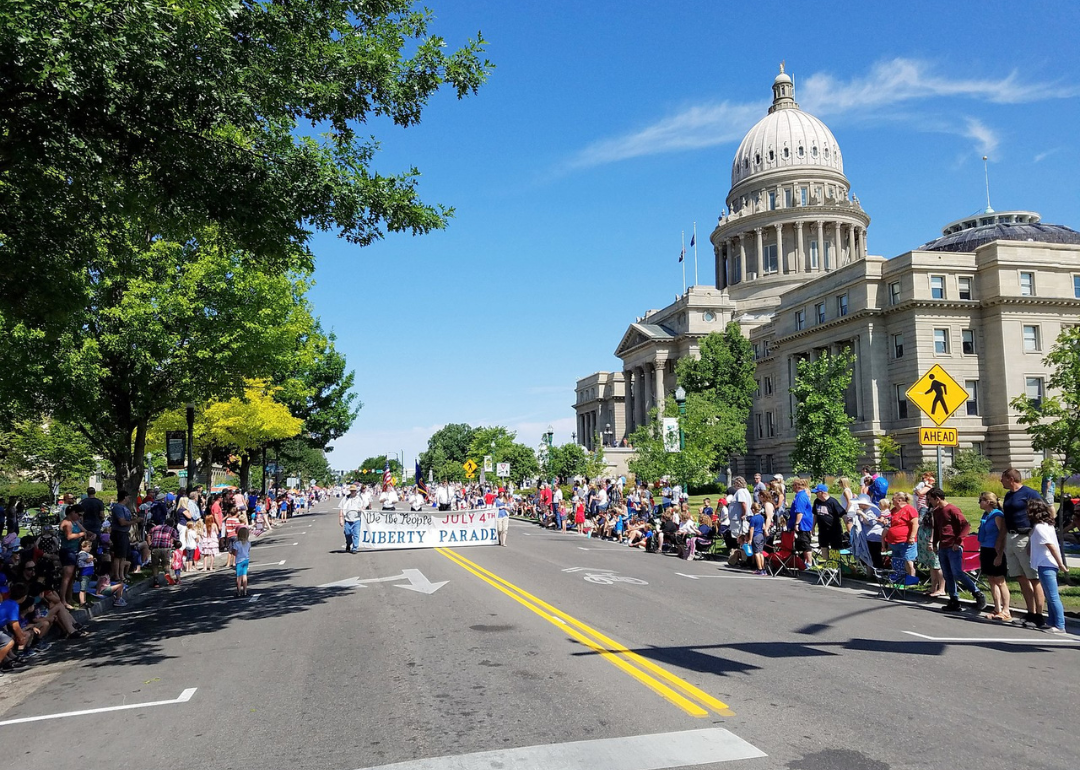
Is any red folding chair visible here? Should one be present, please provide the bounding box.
[767,530,807,576]
[961,533,988,592]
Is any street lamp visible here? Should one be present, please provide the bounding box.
[543,425,553,447]
[674,386,687,498]
[604,422,612,448]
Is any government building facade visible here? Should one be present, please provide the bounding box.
[574,66,1080,475]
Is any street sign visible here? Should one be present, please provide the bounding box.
[177,470,188,478]
[906,365,968,427]
[919,426,959,446]
[165,431,186,470]
[496,462,510,478]
[462,459,478,475]
[483,455,493,473]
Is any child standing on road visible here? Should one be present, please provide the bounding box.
[232,526,251,597]
[170,545,184,585]
[574,499,586,534]
[200,518,219,572]
[224,508,241,568]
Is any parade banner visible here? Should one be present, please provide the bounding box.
[357,508,499,550]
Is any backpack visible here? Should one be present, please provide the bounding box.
[872,475,889,502]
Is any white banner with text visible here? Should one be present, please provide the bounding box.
[356,508,500,550]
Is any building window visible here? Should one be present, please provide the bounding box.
[1074,275,1080,298]
[965,380,979,415]
[810,240,819,269]
[766,412,775,437]
[958,277,973,300]
[796,309,806,330]
[815,303,826,324]
[1023,324,1041,352]
[837,294,849,317]
[972,441,984,455]
[930,275,945,299]
[962,329,976,355]
[892,333,904,359]
[889,281,901,306]
[934,328,949,354]
[768,191,776,210]
[800,186,808,205]
[755,378,761,396]
[1026,377,1044,409]
[764,376,773,395]
[763,340,770,357]
[763,244,778,274]
[753,343,760,360]
[784,188,792,207]
[823,240,832,269]
[895,384,908,419]
[755,413,764,439]
[1020,271,1035,296]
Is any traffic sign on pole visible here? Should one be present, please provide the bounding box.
[462,459,478,476]
[906,365,968,427]
[919,427,958,446]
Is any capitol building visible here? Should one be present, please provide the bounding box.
[575,66,1080,476]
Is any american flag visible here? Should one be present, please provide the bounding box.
[382,460,392,491]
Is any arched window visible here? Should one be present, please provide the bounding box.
[782,147,790,159]
[797,145,804,158]
[824,146,830,159]
[811,145,818,158]
[768,149,775,162]
[755,153,761,165]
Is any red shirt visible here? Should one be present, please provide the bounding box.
[884,504,918,545]
[932,503,970,550]
[540,488,552,505]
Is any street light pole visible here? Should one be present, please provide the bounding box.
[674,386,687,498]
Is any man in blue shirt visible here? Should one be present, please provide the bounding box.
[1000,468,1045,628]
[789,479,814,568]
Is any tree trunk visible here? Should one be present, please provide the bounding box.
[239,453,252,492]
[112,420,148,497]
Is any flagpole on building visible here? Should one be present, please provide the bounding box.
[692,222,698,287]
[681,231,686,294]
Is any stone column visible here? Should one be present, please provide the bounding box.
[794,221,804,274]
[858,226,867,259]
[774,223,784,274]
[815,220,825,271]
[832,222,841,269]
[738,234,747,284]
[623,371,634,436]
[724,239,733,288]
[653,360,666,416]
[638,366,650,424]
[847,223,856,265]
[754,227,763,279]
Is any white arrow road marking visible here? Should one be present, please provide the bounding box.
[901,630,1079,644]
[0,689,197,727]
[318,569,447,594]
[562,567,615,573]
[247,594,260,603]
[353,727,765,770]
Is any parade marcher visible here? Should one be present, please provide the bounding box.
[495,494,510,546]
[339,485,364,554]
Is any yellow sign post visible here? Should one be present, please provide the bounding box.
[462,459,478,477]
[919,426,958,447]
[906,365,968,427]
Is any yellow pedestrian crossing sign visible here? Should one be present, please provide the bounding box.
[462,459,478,476]
[907,365,968,427]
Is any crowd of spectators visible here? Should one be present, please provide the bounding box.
[0,484,325,677]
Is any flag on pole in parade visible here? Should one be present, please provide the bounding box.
[689,234,695,247]
[382,460,392,490]
[415,460,429,498]
[679,246,685,263]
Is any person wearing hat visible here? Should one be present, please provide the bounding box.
[339,485,364,553]
[852,494,884,568]
[812,484,847,562]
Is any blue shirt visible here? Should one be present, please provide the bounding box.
[0,598,20,628]
[978,508,1004,549]
[748,513,765,537]
[1002,485,1040,531]
[790,490,814,531]
[496,502,508,519]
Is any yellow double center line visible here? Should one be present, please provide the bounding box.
[435,547,733,718]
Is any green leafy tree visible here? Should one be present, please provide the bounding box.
[790,350,862,480]
[0,0,492,322]
[466,426,538,485]
[420,423,476,482]
[0,230,316,494]
[271,438,334,488]
[585,436,608,481]
[350,456,403,486]
[877,435,902,473]
[543,443,589,483]
[1012,326,1080,482]
[8,418,96,495]
[497,441,540,487]
[627,400,718,489]
[675,323,757,471]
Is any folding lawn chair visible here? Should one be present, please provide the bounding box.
[961,533,989,592]
[815,555,841,587]
[767,530,806,577]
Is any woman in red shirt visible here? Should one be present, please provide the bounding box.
[883,491,919,583]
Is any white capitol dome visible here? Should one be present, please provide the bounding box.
[730,66,844,189]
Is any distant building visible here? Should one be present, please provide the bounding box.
[575,66,1080,474]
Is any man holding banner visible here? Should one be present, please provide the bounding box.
[339,485,364,554]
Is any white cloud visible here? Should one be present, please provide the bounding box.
[563,58,1073,170]
[961,117,1000,156]
[1034,147,1061,163]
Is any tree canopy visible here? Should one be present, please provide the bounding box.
[1012,326,1080,479]
[419,423,476,482]
[789,350,862,480]
[0,0,492,322]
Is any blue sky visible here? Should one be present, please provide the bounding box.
[307,0,1080,472]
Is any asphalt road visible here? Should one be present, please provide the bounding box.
[1,500,1077,770]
